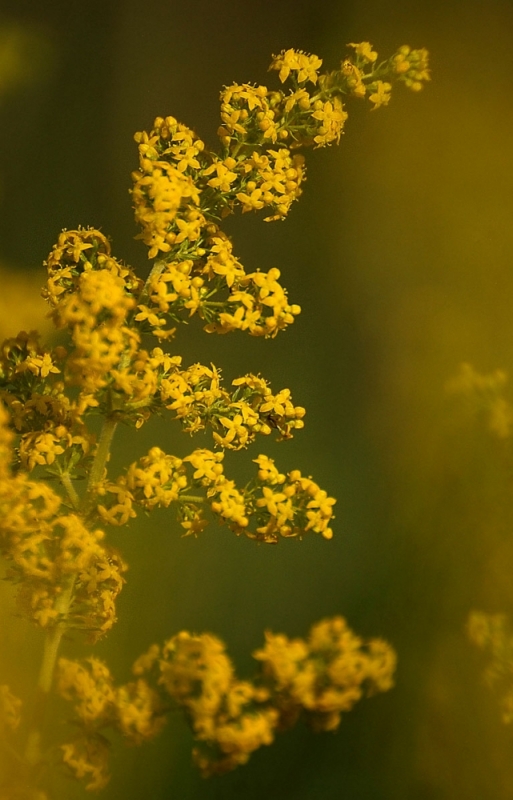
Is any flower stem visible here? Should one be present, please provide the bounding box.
[60,471,80,510]
[24,416,119,770]
[82,416,118,512]
[24,576,76,767]
[137,259,166,307]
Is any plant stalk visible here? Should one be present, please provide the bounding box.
[82,416,118,511]
[24,576,76,767]
[24,415,119,769]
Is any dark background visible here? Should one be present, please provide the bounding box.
[2,1,513,797]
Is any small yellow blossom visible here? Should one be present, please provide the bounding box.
[347,41,378,63]
[368,81,392,109]
[311,97,348,146]
[269,49,323,85]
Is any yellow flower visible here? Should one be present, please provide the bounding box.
[253,454,285,485]
[213,413,250,449]
[0,43,431,788]
[184,448,224,484]
[347,41,378,63]
[23,352,60,378]
[236,186,265,212]
[204,159,238,191]
[269,49,322,85]
[122,448,187,510]
[368,81,392,109]
[211,478,249,529]
[311,97,348,146]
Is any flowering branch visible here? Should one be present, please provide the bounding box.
[0,42,429,796]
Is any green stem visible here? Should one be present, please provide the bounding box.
[24,416,119,770]
[60,471,80,510]
[24,576,76,767]
[82,416,118,512]
[180,495,205,503]
[119,258,167,371]
[23,244,159,777]
[137,260,166,307]
[230,141,244,158]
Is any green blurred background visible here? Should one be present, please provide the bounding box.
[2,0,513,797]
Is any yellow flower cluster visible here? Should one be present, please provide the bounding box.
[347,42,378,64]
[61,737,111,792]
[234,147,305,220]
[0,403,60,622]
[58,658,116,726]
[158,632,277,776]
[160,364,305,443]
[251,457,336,542]
[97,448,335,543]
[44,229,141,322]
[218,71,346,153]
[0,404,125,635]
[130,44,428,340]
[43,230,143,411]
[124,446,186,510]
[95,615,394,778]
[467,611,513,723]
[136,258,203,332]
[392,45,430,91]
[446,362,513,439]
[269,49,323,85]
[57,656,165,788]
[0,330,95,477]
[14,514,125,637]
[339,42,429,104]
[203,263,301,337]
[131,228,301,340]
[254,616,396,732]
[57,621,386,786]
[133,117,206,258]
[219,83,283,145]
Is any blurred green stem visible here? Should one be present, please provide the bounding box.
[24,415,118,769]
[24,576,76,767]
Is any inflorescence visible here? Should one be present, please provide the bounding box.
[0,44,428,793]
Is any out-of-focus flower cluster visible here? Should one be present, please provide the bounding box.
[254,616,395,733]
[56,616,395,784]
[57,657,165,790]
[468,611,513,724]
[452,371,513,726]
[0,683,22,732]
[446,362,513,439]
